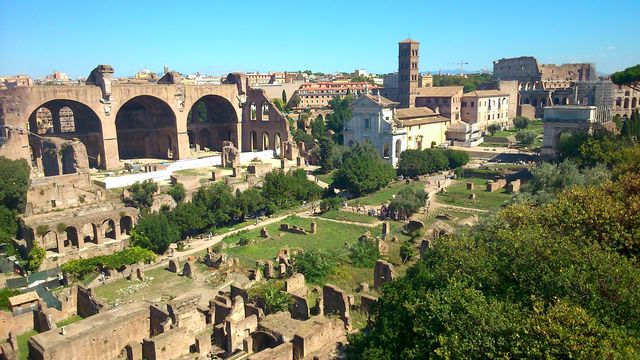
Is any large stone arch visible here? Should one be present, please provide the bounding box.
[102,218,117,240]
[27,99,105,169]
[187,95,239,151]
[120,215,133,236]
[40,231,59,252]
[251,331,279,353]
[115,95,178,160]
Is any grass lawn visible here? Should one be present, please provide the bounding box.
[319,210,378,224]
[422,209,476,228]
[348,181,425,206]
[94,267,194,305]
[17,330,36,360]
[55,314,83,327]
[436,177,512,211]
[223,216,380,266]
[312,170,335,185]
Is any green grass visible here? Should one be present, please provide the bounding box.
[319,210,378,224]
[436,178,512,211]
[94,267,194,305]
[223,216,380,266]
[478,142,509,148]
[55,314,83,327]
[423,210,475,227]
[348,181,425,206]
[312,170,335,185]
[17,330,36,360]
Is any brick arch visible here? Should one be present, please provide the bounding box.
[186,94,239,150]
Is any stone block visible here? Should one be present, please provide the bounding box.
[168,259,179,273]
[285,273,306,294]
[374,260,395,290]
[360,294,378,315]
[467,182,474,190]
[322,284,351,330]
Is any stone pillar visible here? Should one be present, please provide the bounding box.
[77,234,84,249]
[113,222,121,242]
[310,222,317,234]
[94,224,103,245]
[56,236,65,253]
[175,132,190,160]
[51,106,62,134]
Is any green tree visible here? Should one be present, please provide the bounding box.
[293,129,314,150]
[397,150,428,178]
[0,206,18,244]
[169,202,207,238]
[282,89,287,104]
[349,236,380,268]
[516,130,536,146]
[611,64,640,91]
[272,98,286,112]
[320,197,343,212]
[388,187,427,218]
[234,187,267,219]
[318,137,345,173]
[248,280,292,314]
[26,245,46,272]
[130,213,180,254]
[399,241,417,263]
[445,149,470,169]
[310,116,326,139]
[192,182,241,229]
[261,169,322,211]
[487,124,501,136]
[125,180,158,210]
[166,183,186,203]
[292,249,336,283]
[513,116,531,130]
[326,96,354,144]
[0,157,30,213]
[287,93,301,110]
[333,142,395,196]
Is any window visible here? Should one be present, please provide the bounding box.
[250,103,257,120]
[365,118,370,129]
[462,101,467,107]
[471,101,475,107]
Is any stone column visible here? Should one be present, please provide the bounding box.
[56,236,65,253]
[94,224,103,245]
[113,222,121,242]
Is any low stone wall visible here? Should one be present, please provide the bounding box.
[248,342,293,360]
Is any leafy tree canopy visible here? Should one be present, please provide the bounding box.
[611,64,640,91]
[333,142,395,196]
[0,157,30,213]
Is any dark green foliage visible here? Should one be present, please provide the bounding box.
[25,245,45,272]
[326,96,353,144]
[125,180,158,210]
[611,64,640,88]
[0,287,21,311]
[293,129,314,150]
[320,197,343,212]
[61,247,156,280]
[248,280,292,314]
[281,89,287,104]
[292,249,336,283]
[512,116,531,130]
[261,169,323,210]
[397,149,450,177]
[234,187,267,219]
[558,131,633,168]
[272,98,286,112]
[388,187,427,218]
[0,206,18,244]
[432,73,492,92]
[318,137,345,173]
[515,130,536,146]
[0,157,29,213]
[310,116,326,139]
[487,124,501,135]
[348,158,640,358]
[445,149,469,169]
[349,236,379,268]
[287,93,301,110]
[169,202,207,238]
[333,142,395,196]
[399,242,416,263]
[192,182,240,229]
[166,183,186,203]
[130,213,180,254]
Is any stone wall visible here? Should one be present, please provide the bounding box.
[76,285,104,318]
[248,342,293,360]
[360,294,378,316]
[142,327,195,360]
[322,284,351,330]
[289,294,310,321]
[291,317,345,360]
[374,260,395,290]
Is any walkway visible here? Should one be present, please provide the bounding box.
[298,213,381,228]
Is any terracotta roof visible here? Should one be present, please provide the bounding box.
[399,38,420,44]
[462,90,509,97]
[416,86,463,97]
[8,291,39,307]
[361,93,398,107]
[447,119,470,130]
[395,107,449,126]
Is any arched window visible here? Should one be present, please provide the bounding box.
[261,103,269,121]
[250,131,258,151]
[624,98,630,109]
[395,139,402,158]
[250,103,257,120]
[59,107,75,132]
[262,132,270,150]
[383,143,390,158]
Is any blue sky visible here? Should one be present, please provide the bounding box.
[1,0,638,78]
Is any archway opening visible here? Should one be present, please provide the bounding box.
[27,100,104,169]
[262,132,270,150]
[115,95,178,160]
[41,231,58,253]
[274,133,282,157]
[66,226,79,248]
[250,131,258,151]
[103,219,116,240]
[187,95,238,151]
[383,143,390,158]
[395,139,402,158]
[120,216,133,236]
[81,223,97,244]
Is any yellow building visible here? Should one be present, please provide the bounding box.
[396,107,450,150]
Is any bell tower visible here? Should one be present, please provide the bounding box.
[398,38,419,108]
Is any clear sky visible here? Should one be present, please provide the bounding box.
[1,0,638,78]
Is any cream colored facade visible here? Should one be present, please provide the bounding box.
[404,119,448,150]
[461,90,510,131]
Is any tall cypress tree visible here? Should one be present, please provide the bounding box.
[282,89,287,104]
[621,117,630,138]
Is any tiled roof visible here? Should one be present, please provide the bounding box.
[394,107,449,126]
[361,93,398,107]
[463,90,509,97]
[8,291,39,307]
[416,86,463,97]
[399,38,419,44]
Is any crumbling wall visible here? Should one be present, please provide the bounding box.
[142,327,195,360]
[289,294,310,320]
[374,260,395,290]
[248,342,293,360]
[241,87,291,153]
[291,317,345,360]
[76,285,105,318]
[322,284,351,330]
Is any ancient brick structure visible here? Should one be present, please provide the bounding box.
[374,260,396,290]
[322,284,351,330]
[507,179,521,193]
[360,294,378,316]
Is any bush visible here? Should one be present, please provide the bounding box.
[334,142,395,196]
[0,157,30,213]
[513,116,531,130]
[516,130,536,146]
[397,149,451,178]
[166,183,186,203]
[248,280,292,314]
[388,187,427,218]
[320,197,343,213]
[292,249,336,283]
[261,169,323,210]
[445,149,470,169]
[125,180,158,210]
[130,213,180,254]
[25,245,45,272]
[349,236,380,268]
[0,288,21,311]
[400,242,417,263]
[487,124,501,135]
[0,206,18,244]
[61,247,156,280]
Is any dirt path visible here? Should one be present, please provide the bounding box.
[298,213,381,228]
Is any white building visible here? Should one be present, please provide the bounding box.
[344,93,450,166]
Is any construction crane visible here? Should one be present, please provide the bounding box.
[447,60,469,77]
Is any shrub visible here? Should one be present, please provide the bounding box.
[248,280,292,314]
[400,242,417,263]
[61,247,156,280]
[130,213,180,254]
[487,124,501,135]
[35,225,50,237]
[516,130,537,146]
[350,236,380,268]
[513,116,531,130]
[166,183,186,203]
[292,249,336,283]
[125,180,158,210]
[0,206,18,244]
[333,142,395,196]
[0,288,21,311]
[320,197,343,212]
[26,245,46,272]
[388,187,427,218]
